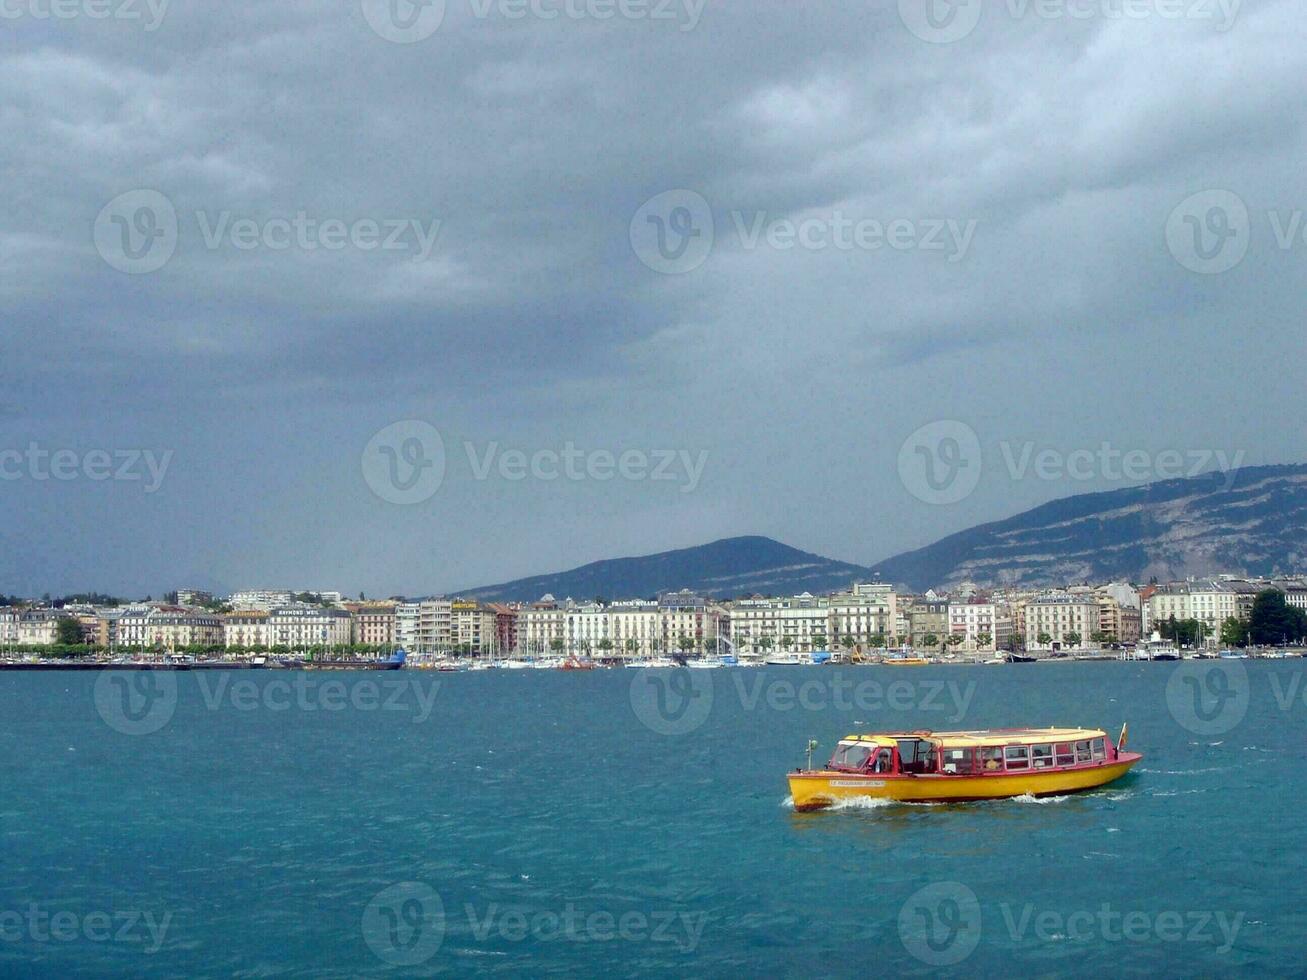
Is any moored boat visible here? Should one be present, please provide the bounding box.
[764,651,810,666]
[788,725,1140,810]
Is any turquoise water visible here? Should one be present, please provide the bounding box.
[0,662,1303,976]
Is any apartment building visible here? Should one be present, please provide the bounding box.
[729,593,830,654]
[344,601,397,647]
[1024,594,1101,653]
[117,606,225,649]
[828,582,897,647]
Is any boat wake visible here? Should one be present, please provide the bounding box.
[1138,767,1222,775]
[1008,793,1071,805]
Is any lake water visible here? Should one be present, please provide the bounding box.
[0,661,1302,976]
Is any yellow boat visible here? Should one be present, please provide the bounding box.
[880,657,929,666]
[788,726,1140,810]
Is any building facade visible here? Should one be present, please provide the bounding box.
[1024,594,1101,653]
[118,606,225,649]
[345,601,397,647]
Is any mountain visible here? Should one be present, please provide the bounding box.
[459,536,874,602]
[457,465,1307,601]
[868,463,1307,591]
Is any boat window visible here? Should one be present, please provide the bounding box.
[980,747,1003,772]
[1031,744,1054,769]
[1004,745,1030,771]
[1091,738,1106,760]
[941,748,974,774]
[896,739,935,774]
[1055,743,1075,766]
[1075,740,1092,763]
[831,742,873,770]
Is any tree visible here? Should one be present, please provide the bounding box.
[1090,631,1110,646]
[758,637,774,653]
[870,633,887,649]
[55,617,82,646]
[1037,632,1052,647]
[841,635,855,651]
[975,633,992,650]
[811,633,827,652]
[1064,631,1082,648]
[921,634,939,648]
[597,638,613,654]
[779,635,793,651]
[1249,589,1307,646]
[625,638,639,657]
[549,638,565,653]
[1220,616,1249,648]
[945,634,964,648]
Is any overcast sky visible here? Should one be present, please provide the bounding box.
[2,0,1304,598]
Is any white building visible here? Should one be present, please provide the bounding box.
[730,594,830,655]
[1146,581,1238,645]
[395,601,422,651]
[227,590,294,611]
[118,606,225,649]
[519,595,567,656]
[947,600,1003,653]
[265,606,352,650]
[828,583,898,648]
[1024,594,1101,654]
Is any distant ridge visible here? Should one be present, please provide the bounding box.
[868,463,1307,591]
[457,464,1307,600]
[459,536,874,602]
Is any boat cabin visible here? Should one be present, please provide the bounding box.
[826,728,1117,777]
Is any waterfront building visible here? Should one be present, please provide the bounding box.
[729,593,830,655]
[659,590,727,657]
[451,599,496,655]
[1096,595,1141,646]
[266,606,352,650]
[828,583,898,649]
[8,608,62,646]
[1024,594,1101,654]
[413,598,452,653]
[905,594,949,646]
[947,598,1001,653]
[487,603,519,655]
[0,608,19,645]
[344,601,396,647]
[176,589,214,606]
[118,606,225,650]
[520,595,567,656]
[224,610,272,649]
[395,601,422,651]
[1147,580,1238,646]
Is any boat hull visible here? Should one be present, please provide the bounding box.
[788,753,1142,810]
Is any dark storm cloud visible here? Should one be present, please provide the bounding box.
[2,0,1305,595]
